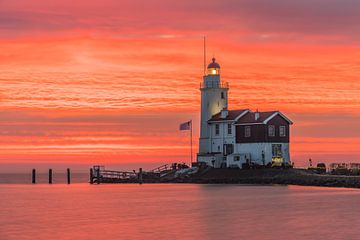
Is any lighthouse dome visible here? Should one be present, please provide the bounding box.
[207,58,220,75]
[208,58,220,69]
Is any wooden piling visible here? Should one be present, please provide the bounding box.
[139,168,143,184]
[67,168,71,184]
[32,169,36,184]
[90,168,94,184]
[96,168,101,184]
[48,169,53,184]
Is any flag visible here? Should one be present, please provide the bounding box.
[179,121,191,131]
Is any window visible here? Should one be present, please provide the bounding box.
[208,68,219,75]
[245,126,251,137]
[227,124,232,135]
[221,92,224,99]
[268,125,275,137]
[279,126,286,137]
[215,124,220,135]
[234,156,240,161]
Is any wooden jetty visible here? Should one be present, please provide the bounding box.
[89,163,191,184]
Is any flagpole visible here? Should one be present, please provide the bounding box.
[190,120,193,166]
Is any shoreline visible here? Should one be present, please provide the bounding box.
[98,168,360,189]
[2,168,360,189]
[173,168,360,188]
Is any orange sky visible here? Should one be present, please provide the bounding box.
[0,0,359,172]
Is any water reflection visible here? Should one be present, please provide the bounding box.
[0,184,359,240]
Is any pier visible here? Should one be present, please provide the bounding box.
[89,163,191,184]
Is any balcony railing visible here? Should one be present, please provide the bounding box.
[200,81,229,89]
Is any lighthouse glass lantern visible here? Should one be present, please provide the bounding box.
[207,58,220,75]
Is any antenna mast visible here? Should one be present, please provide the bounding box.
[203,36,206,76]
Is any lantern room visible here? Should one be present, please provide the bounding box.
[207,58,220,75]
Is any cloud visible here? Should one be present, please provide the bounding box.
[0,11,76,30]
[1,0,360,43]
[0,0,360,168]
[210,0,360,33]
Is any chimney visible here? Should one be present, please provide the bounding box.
[220,109,228,119]
[255,110,260,121]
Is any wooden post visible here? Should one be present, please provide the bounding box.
[90,168,94,184]
[48,169,53,184]
[67,168,71,184]
[190,120,193,166]
[32,169,36,184]
[96,167,101,184]
[139,168,143,184]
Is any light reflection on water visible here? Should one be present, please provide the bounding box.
[1,183,359,240]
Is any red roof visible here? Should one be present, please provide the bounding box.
[208,109,249,122]
[236,111,277,124]
[236,111,293,124]
[208,109,293,124]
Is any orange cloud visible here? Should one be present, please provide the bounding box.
[1,1,359,171]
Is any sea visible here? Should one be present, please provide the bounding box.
[1,173,360,240]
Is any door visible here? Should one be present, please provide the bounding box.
[272,144,282,157]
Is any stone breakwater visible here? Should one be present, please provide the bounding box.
[171,168,360,188]
[95,167,360,188]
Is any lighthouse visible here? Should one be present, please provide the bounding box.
[198,58,229,154]
[197,57,293,168]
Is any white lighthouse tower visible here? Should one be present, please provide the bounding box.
[198,58,229,154]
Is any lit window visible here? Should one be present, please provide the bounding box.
[279,126,286,137]
[268,125,275,137]
[208,68,219,75]
[245,126,251,137]
[227,124,232,135]
[215,124,219,135]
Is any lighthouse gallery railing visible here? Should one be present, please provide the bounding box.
[200,81,229,89]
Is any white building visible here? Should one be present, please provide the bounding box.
[197,58,293,168]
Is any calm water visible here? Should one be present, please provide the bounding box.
[0,173,90,184]
[1,180,360,239]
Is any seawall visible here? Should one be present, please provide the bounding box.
[171,168,360,188]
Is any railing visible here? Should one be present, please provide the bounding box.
[100,170,137,179]
[329,163,360,175]
[92,166,137,181]
[200,81,229,89]
[150,164,172,174]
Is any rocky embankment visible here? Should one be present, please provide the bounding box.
[174,168,360,188]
